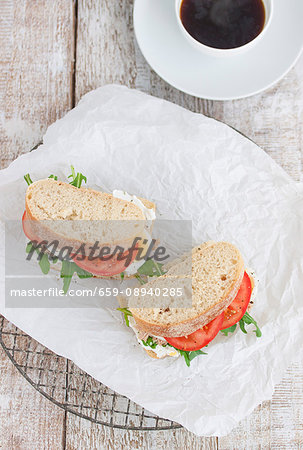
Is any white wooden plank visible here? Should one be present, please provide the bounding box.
[66,414,218,450]
[75,0,137,103]
[0,0,75,448]
[0,345,65,449]
[0,0,75,169]
[219,362,303,449]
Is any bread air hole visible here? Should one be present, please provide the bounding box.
[221,275,227,281]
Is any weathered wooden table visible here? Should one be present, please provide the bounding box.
[1,1,303,448]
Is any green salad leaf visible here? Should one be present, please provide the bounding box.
[26,242,58,275]
[68,165,87,188]
[130,259,166,285]
[60,260,93,295]
[117,307,133,327]
[137,259,165,278]
[38,253,51,275]
[221,312,261,338]
[134,273,146,285]
[177,349,207,367]
[239,312,262,337]
[221,324,237,336]
[24,174,33,186]
[142,336,158,349]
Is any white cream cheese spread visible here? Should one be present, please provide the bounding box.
[113,190,156,221]
[128,317,179,359]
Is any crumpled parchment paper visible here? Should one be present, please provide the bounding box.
[0,85,302,436]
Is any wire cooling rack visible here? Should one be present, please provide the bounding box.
[0,315,181,431]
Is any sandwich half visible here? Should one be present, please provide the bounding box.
[118,241,261,366]
[22,169,156,291]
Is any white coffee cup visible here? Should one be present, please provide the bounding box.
[175,0,273,57]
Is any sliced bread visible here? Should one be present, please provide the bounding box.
[128,241,244,337]
[25,179,155,251]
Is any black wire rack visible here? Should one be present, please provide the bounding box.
[0,315,181,431]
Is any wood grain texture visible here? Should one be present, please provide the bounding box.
[65,414,217,450]
[0,345,65,449]
[219,362,303,449]
[0,0,75,169]
[75,0,137,103]
[0,1,74,448]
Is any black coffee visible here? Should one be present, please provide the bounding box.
[180,0,266,49]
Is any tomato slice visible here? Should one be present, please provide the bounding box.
[22,210,138,276]
[221,271,252,330]
[164,313,224,351]
[22,211,39,241]
[72,247,138,277]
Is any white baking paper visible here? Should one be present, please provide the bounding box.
[0,85,303,436]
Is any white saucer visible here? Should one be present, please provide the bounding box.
[134,0,303,100]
